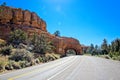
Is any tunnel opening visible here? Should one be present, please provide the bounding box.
[65,49,77,56]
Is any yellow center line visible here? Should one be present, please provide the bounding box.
[8,63,60,80]
[7,57,73,80]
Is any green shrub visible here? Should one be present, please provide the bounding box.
[31,33,54,54]
[5,61,13,70]
[9,29,27,45]
[19,61,27,68]
[9,49,33,62]
[117,56,120,61]
[5,61,21,70]
[112,55,120,61]
[112,56,117,60]
[0,45,12,55]
[38,55,47,63]
[38,57,43,62]
[11,61,21,69]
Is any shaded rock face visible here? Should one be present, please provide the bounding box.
[52,37,82,55]
[0,6,82,55]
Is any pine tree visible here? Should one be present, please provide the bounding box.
[54,30,60,37]
[101,39,108,54]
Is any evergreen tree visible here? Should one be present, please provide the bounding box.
[9,29,27,45]
[32,33,54,54]
[95,45,98,51]
[54,30,60,37]
[87,43,94,54]
[101,39,108,54]
[1,2,6,6]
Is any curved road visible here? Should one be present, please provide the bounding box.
[0,56,120,80]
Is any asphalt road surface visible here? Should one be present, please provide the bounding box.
[0,56,120,80]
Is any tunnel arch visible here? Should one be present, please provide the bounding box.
[52,37,82,56]
[64,48,77,56]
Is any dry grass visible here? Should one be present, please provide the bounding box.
[45,53,61,59]
[0,55,9,72]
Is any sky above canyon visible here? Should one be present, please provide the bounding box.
[0,0,120,46]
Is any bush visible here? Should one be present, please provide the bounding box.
[38,57,43,62]
[117,56,120,61]
[104,55,111,59]
[11,61,21,69]
[0,56,8,72]
[5,61,21,70]
[112,55,120,61]
[5,61,13,70]
[19,61,27,68]
[38,55,47,63]
[31,33,54,54]
[9,29,27,45]
[9,49,34,62]
[0,61,6,71]
[35,58,40,64]
[45,53,58,61]
[0,45,12,55]
[0,39,6,47]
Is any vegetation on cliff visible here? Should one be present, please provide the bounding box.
[0,29,60,73]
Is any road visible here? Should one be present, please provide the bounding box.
[0,56,120,80]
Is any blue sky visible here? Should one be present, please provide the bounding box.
[0,0,120,46]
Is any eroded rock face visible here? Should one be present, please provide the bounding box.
[0,6,82,55]
[23,10,31,26]
[41,19,47,31]
[31,12,39,28]
[0,6,13,24]
[0,6,47,36]
[12,8,23,24]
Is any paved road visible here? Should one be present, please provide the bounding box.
[0,56,120,80]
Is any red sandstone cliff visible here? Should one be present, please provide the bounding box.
[0,6,47,39]
[0,6,82,55]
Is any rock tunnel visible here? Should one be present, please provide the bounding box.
[52,37,82,56]
[0,6,83,56]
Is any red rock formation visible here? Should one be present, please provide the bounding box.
[31,12,39,28]
[52,37,82,55]
[0,6,47,38]
[23,10,31,26]
[12,8,23,25]
[0,6,13,24]
[0,6,82,55]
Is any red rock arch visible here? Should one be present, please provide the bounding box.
[52,37,82,56]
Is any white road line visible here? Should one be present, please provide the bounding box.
[0,57,72,77]
[7,57,75,80]
[47,57,80,80]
